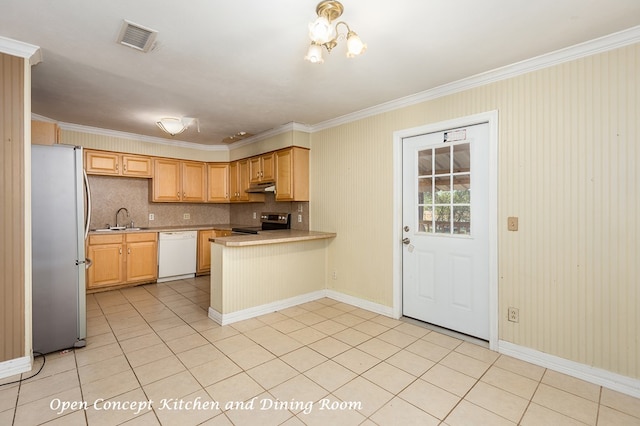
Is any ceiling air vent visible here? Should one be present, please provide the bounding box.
[117,20,158,52]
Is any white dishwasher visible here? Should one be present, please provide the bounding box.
[157,231,197,283]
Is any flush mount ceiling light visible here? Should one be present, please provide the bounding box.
[156,117,199,136]
[305,0,366,64]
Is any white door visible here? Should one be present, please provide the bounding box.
[402,123,490,339]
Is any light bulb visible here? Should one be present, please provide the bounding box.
[308,16,335,44]
[304,43,324,64]
[346,31,366,58]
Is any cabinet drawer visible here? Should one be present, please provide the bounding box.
[88,234,124,245]
[126,232,157,243]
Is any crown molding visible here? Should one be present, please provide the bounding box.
[56,121,229,152]
[41,116,310,152]
[0,36,42,65]
[227,121,311,149]
[310,24,640,132]
[29,25,640,148]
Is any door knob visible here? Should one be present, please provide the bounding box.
[403,226,410,232]
[402,237,411,245]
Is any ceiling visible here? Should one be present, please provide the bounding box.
[1,1,639,146]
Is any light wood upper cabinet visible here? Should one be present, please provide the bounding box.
[153,158,181,201]
[85,150,152,177]
[182,161,207,202]
[207,163,230,202]
[229,159,264,203]
[152,159,206,202]
[249,152,275,184]
[31,120,60,145]
[229,161,240,202]
[122,155,153,177]
[275,147,309,201]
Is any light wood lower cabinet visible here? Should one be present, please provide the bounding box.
[197,229,231,274]
[86,232,157,292]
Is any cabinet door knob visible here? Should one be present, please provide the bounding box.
[123,163,127,172]
[115,163,119,172]
[127,248,131,254]
[119,247,122,254]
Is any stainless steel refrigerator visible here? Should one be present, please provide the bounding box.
[32,144,88,354]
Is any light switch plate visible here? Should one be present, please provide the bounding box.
[508,216,518,231]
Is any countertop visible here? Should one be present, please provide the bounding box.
[210,230,337,247]
[87,224,236,235]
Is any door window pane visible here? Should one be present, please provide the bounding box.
[434,176,451,204]
[415,140,472,237]
[453,206,471,234]
[434,206,451,234]
[418,206,433,232]
[418,178,433,204]
[418,149,432,175]
[453,143,470,173]
[434,147,450,175]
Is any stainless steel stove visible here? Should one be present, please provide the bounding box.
[231,212,291,234]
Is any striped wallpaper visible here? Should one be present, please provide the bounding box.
[310,43,640,378]
[1,53,26,362]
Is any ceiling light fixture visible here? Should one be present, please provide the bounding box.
[305,0,366,64]
[156,117,199,136]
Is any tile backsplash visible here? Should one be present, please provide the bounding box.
[87,176,308,230]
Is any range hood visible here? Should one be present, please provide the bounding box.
[245,182,276,193]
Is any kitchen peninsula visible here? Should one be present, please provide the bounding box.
[208,230,336,325]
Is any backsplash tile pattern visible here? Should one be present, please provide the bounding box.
[87,176,309,230]
[230,194,309,230]
[87,176,230,229]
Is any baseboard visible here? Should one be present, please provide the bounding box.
[207,289,397,326]
[324,290,395,318]
[498,340,640,399]
[208,290,327,325]
[0,355,32,380]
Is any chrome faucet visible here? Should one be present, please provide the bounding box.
[116,207,130,228]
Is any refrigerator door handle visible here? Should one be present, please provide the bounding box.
[83,169,91,240]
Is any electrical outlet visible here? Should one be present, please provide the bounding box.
[298,214,302,223]
[332,271,337,280]
[508,307,519,323]
[298,204,303,212]
[508,216,519,231]
[183,213,190,220]
[148,213,154,221]
[253,212,257,219]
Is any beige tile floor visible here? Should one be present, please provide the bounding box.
[2,276,639,425]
